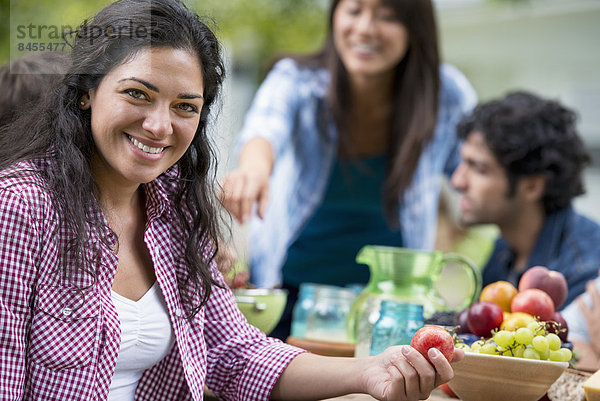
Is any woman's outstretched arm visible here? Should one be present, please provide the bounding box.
[271,345,463,401]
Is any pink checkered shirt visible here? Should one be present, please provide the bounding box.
[0,157,305,401]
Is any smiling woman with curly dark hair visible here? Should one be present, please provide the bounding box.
[0,0,463,400]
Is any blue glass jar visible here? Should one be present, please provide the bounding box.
[290,283,317,338]
[369,301,424,356]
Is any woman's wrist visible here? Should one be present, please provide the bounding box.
[238,137,274,178]
[354,354,382,396]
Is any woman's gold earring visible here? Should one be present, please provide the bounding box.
[80,101,85,106]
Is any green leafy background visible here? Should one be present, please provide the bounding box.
[1,0,327,82]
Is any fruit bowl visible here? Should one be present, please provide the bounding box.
[448,351,568,401]
[234,288,287,334]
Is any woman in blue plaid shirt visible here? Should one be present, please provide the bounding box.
[221,0,477,340]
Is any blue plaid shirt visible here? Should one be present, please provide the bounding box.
[237,58,477,288]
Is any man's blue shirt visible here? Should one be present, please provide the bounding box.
[482,206,600,308]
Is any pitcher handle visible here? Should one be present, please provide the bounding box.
[439,253,482,310]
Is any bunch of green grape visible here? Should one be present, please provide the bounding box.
[455,320,572,363]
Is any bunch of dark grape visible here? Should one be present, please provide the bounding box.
[424,311,458,327]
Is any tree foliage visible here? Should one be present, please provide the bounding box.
[1,0,328,81]
[1,0,111,62]
[193,0,327,79]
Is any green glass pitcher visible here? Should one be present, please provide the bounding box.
[347,245,482,343]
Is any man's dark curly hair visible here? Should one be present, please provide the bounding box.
[457,91,591,214]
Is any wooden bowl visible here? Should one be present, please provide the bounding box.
[448,352,568,401]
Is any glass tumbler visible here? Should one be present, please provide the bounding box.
[290,282,317,338]
[305,285,356,343]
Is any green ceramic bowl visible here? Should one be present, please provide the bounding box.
[234,288,288,334]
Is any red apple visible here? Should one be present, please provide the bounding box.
[518,266,568,309]
[466,301,504,338]
[511,288,555,321]
[455,308,471,334]
[231,271,250,289]
[439,383,458,398]
[410,326,454,363]
[547,311,569,342]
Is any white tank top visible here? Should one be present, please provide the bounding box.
[108,282,175,401]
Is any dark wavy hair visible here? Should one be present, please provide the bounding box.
[0,51,67,126]
[292,0,440,224]
[0,0,226,317]
[457,91,590,214]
